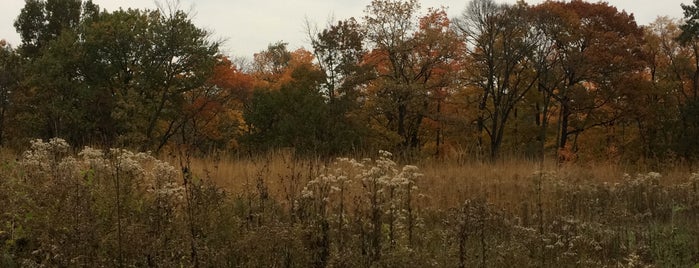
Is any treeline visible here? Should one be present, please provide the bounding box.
[2,0,699,164]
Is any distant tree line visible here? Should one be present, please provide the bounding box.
[3,0,699,164]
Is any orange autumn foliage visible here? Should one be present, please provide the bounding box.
[252,46,318,90]
[182,56,254,149]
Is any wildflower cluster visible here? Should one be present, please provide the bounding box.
[297,151,425,265]
[2,142,698,267]
[20,137,70,178]
[19,139,184,200]
[4,139,192,266]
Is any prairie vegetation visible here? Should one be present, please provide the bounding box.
[1,138,698,267]
[2,0,699,266]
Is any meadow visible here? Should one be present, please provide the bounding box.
[1,138,698,267]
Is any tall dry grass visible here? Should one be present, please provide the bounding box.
[3,143,698,267]
[184,151,690,211]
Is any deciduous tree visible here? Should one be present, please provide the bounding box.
[456,0,539,160]
[311,18,369,101]
[175,56,253,152]
[363,0,461,154]
[530,0,645,161]
[14,0,96,58]
[0,41,21,146]
[13,0,220,150]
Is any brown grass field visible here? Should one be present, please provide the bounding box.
[2,142,698,267]
[185,151,691,210]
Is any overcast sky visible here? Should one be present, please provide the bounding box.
[0,0,691,58]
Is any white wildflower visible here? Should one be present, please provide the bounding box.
[378,150,393,158]
[301,187,313,198]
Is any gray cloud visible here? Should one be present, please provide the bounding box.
[0,0,690,58]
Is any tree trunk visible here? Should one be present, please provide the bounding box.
[558,101,571,150]
[398,102,407,148]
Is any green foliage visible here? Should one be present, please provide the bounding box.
[246,63,326,152]
[245,46,368,156]
[311,17,369,101]
[680,0,699,43]
[80,8,219,150]
[10,1,220,151]
[19,30,91,144]
[675,100,699,160]
[0,42,21,146]
[14,0,82,57]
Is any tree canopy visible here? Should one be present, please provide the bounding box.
[2,0,699,164]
